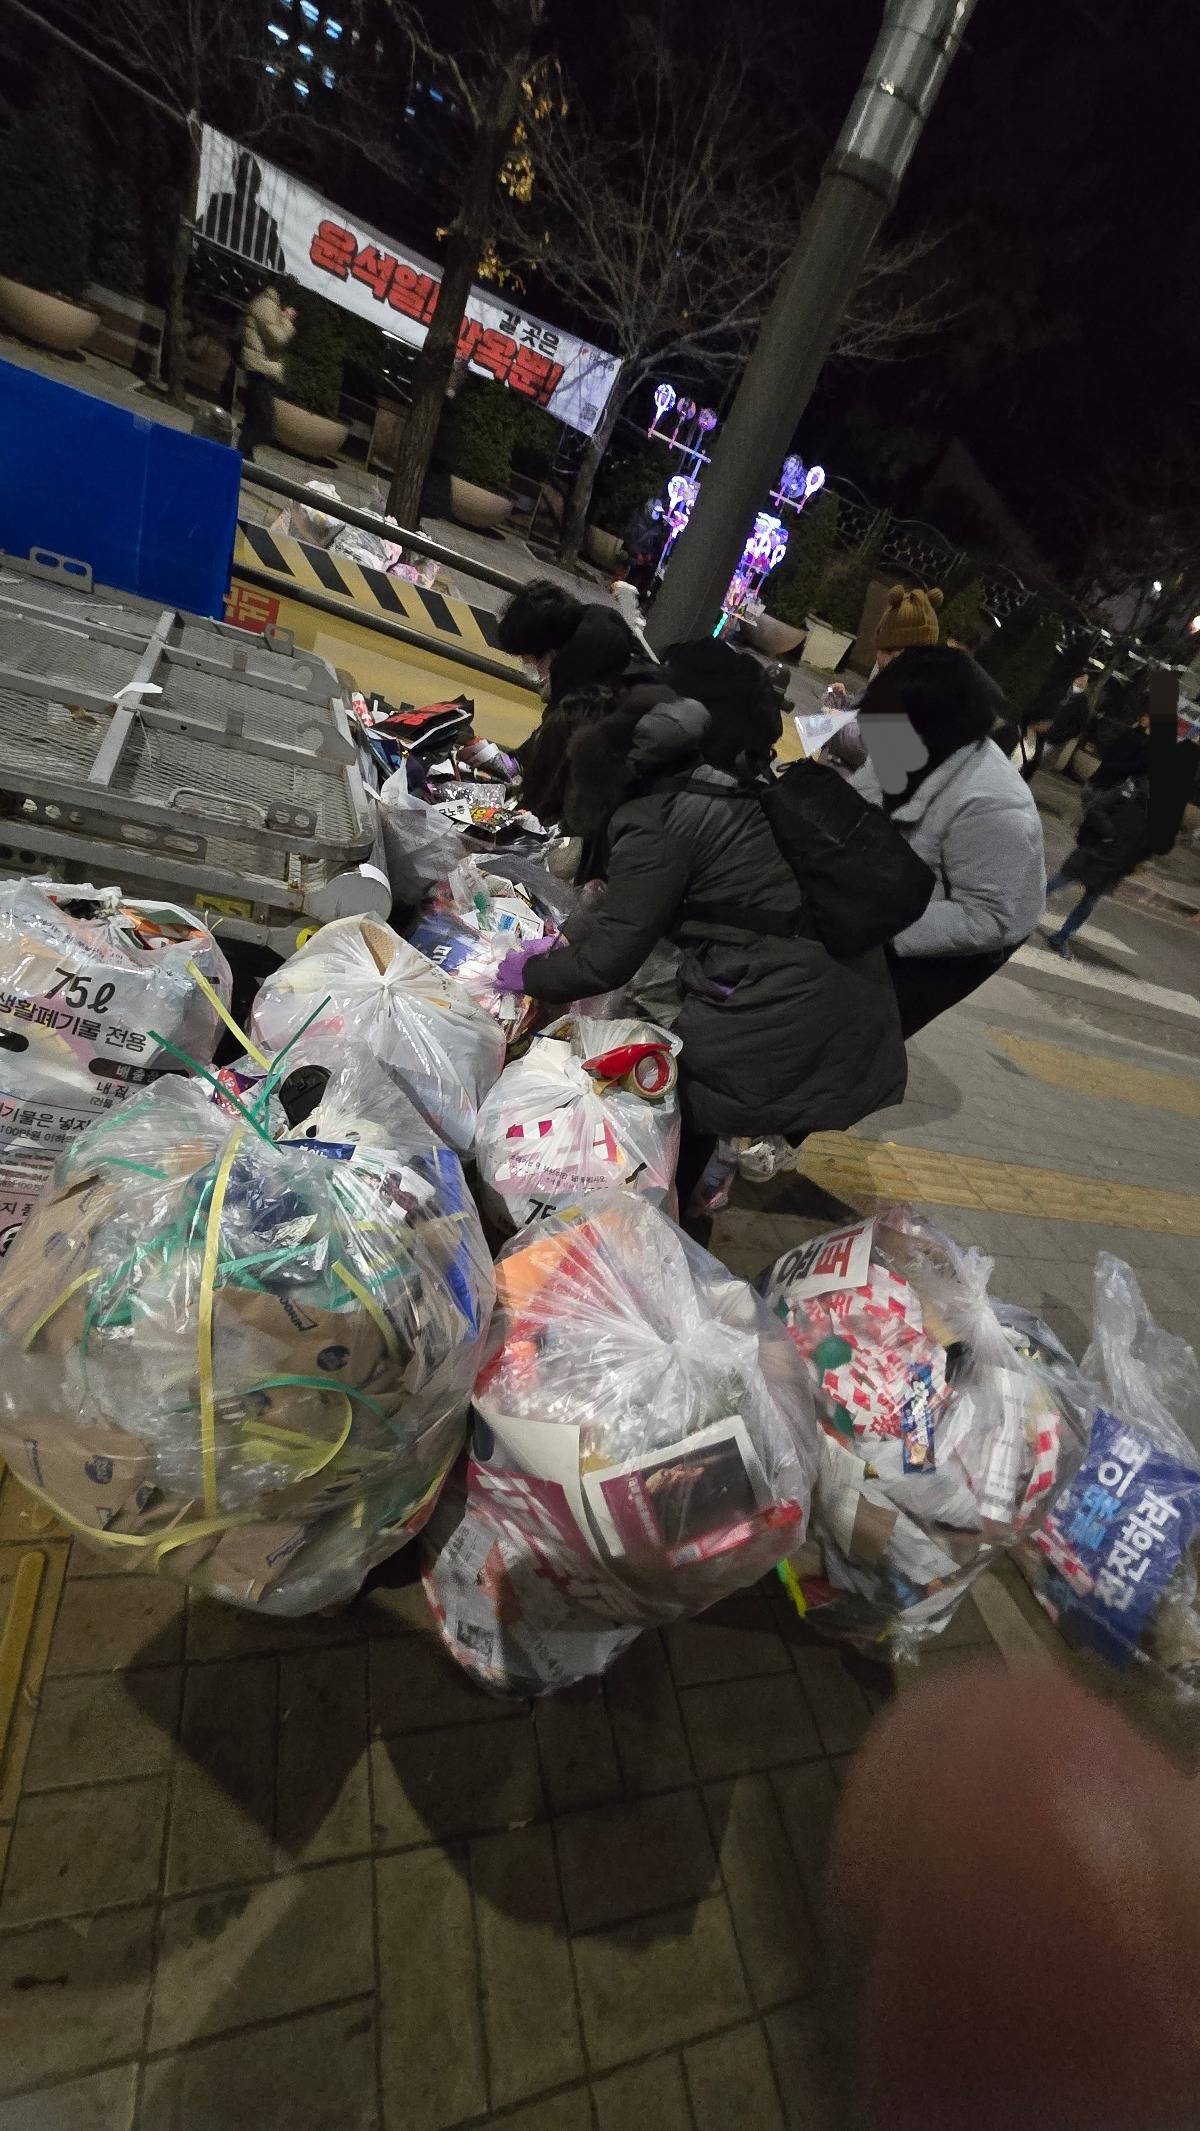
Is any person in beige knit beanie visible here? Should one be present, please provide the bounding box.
[875,584,943,665]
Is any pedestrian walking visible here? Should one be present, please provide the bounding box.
[855,645,1046,1036]
[237,285,296,462]
[491,692,907,1214]
[1087,709,1150,793]
[1043,774,1151,956]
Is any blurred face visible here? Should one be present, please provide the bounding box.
[858,710,929,795]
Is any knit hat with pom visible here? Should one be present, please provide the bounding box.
[875,583,943,653]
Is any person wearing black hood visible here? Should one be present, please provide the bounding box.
[498,577,782,829]
[492,692,907,1211]
[856,645,1046,1036]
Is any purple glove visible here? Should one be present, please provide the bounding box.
[495,936,557,993]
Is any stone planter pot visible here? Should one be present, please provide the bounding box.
[0,278,98,355]
[745,612,806,658]
[450,476,515,532]
[584,525,624,570]
[801,616,855,672]
[272,398,349,461]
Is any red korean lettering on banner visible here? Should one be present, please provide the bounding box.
[309,219,356,280]
[455,315,484,363]
[509,345,566,406]
[387,265,439,323]
[224,585,280,634]
[351,243,396,301]
[472,328,518,382]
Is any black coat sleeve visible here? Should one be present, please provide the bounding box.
[523,816,692,1003]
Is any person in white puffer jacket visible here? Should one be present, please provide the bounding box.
[854,644,1046,1037]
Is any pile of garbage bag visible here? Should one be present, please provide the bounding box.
[0,1075,494,1613]
[761,1210,1086,1651]
[250,915,505,1155]
[422,1192,821,1693]
[0,881,230,1259]
[475,1015,681,1231]
[1021,1255,1200,1692]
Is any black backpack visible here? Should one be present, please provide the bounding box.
[759,761,935,959]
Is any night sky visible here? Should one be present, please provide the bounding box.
[556,0,1200,580]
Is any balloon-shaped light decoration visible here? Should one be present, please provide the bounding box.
[696,407,717,436]
[804,464,826,500]
[649,381,676,436]
[778,455,806,502]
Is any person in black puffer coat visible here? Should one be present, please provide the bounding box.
[494,694,907,1209]
[1043,775,1151,957]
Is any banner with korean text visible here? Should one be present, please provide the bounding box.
[196,127,619,436]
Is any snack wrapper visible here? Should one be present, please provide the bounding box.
[0,1076,494,1613]
[422,1193,820,1693]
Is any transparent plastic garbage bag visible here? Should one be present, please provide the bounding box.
[0,880,230,1259]
[761,1209,1086,1652]
[250,915,505,1155]
[474,1015,681,1231]
[422,1192,821,1693]
[0,1075,494,1613]
[1022,1255,1200,1693]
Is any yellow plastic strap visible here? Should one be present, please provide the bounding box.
[777,1557,808,1620]
[333,1259,399,1361]
[198,1128,244,1517]
[186,959,270,1069]
[237,1397,354,1484]
[21,1268,103,1351]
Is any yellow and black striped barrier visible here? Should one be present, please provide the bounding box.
[226,521,542,748]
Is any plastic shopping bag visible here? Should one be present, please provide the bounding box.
[250,916,505,1154]
[1022,1256,1200,1691]
[0,1075,494,1614]
[422,1192,821,1693]
[0,881,230,1260]
[761,1209,1084,1651]
[475,1015,680,1230]
[377,766,471,904]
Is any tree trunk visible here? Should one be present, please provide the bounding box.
[163,120,201,407]
[557,364,629,566]
[387,10,536,526]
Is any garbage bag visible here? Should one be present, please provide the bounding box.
[762,1210,1084,1651]
[422,1192,821,1693]
[377,766,471,904]
[0,1075,494,1613]
[0,881,230,1261]
[250,916,505,1155]
[1022,1255,1200,1691]
[475,1015,680,1231]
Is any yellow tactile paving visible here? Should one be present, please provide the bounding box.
[801,1134,1200,1234]
[993,1031,1200,1117]
[0,1460,69,1825]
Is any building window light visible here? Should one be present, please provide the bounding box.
[326,17,343,35]
[298,41,314,58]
[321,64,335,87]
[299,0,318,17]
[267,21,288,39]
[264,60,281,74]
[294,76,310,95]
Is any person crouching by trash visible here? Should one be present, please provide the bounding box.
[855,644,1046,1037]
[491,693,907,1220]
[1042,774,1151,958]
[238,284,296,461]
[498,578,784,833]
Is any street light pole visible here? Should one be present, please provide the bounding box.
[646,0,980,651]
